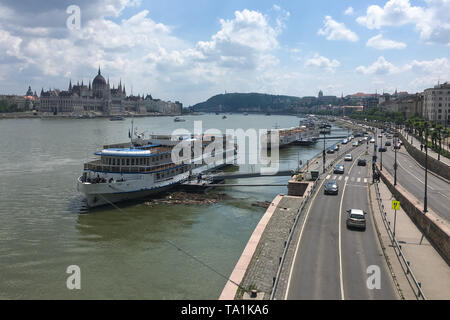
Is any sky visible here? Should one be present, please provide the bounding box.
[0,0,449,106]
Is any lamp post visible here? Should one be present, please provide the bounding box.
[424,126,429,213]
[394,135,398,186]
[380,132,383,171]
[323,131,326,174]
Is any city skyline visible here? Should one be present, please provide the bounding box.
[0,0,449,106]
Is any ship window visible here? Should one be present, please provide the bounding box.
[127,158,130,166]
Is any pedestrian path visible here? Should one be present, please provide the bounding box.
[400,129,450,167]
[369,180,450,300]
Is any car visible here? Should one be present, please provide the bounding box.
[385,141,392,146]
[334,144,340,151]
[357,159,367,166]
[394,144,401,150]
[370,138,376,143]
[344,154,353,161]
[352,141,359,147]
[379,147,387,152]
[324,180,339,195]
[327,148,335,154]
[342,139,348,145]
[334,164,345,174]
[378,134,383,138]
[346,209,366,231]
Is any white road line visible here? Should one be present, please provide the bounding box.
[338,176,342,181]
[357,178,361,183]
[284,168,330,299]
[395,154,435,191]
[338,150,365,301]
[345,176,349,181]
[326,175,331,179]
[333,175,337,180]
[364,178,368,183]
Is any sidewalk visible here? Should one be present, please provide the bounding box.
[400,129,450,167]
[369,180,450,300]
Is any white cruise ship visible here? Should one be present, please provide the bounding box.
[77,133,237,208]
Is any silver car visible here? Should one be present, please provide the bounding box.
[346,209,366,231]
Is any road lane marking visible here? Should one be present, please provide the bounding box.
[326,175,331,179]
[338,149,366,301]
[338,176,342,181]
[345,176,349,181]
[364,178,368,183]
[284,167,331,299]
[357,178,361,183]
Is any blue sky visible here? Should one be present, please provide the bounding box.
[0,0,449,105]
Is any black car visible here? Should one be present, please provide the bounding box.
[324,180,339,195]
[334,164,345,174]
[378,147,387,152]
[327,148,335,154]
[394,144,401,150]
[385,141,392,146]
[357,159,367,166]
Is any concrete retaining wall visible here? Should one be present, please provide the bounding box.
[399,135,450,181]
[378,168,450,263]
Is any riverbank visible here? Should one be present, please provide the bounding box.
[0,112,180,119]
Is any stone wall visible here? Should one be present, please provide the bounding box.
[399,135,450,180]
[379,168,450,263]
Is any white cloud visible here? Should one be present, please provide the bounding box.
[356,56,399,74]
[305,54,340,72]
[357,0,450,45]
[318,16,359,42]
[366,34,407,49]
[344,7,354,16]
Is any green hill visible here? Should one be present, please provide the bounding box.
[192,93,302,113]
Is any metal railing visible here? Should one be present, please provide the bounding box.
[374,182,426,300]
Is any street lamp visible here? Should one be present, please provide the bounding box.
[322,131,326,174]
[424,126,429,213]
[394,135,398,186]
[380,131,383,171]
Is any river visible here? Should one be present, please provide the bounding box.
[0,114,347,299]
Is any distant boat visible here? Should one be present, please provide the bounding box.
[244,112,249,116]
[215,112,219,115]
[110,115,124,121]
[174,117,186,122]
[222,115,227,119]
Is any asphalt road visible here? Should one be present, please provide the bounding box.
[379,140,450,222]
[285,143,398,300]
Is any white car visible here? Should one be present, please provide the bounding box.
[352,141,359,147]
[370,138,375,143]
[344,154,353,161]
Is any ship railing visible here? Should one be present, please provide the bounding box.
[84,161,182,174]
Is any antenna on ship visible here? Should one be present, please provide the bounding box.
[130,116,134,148]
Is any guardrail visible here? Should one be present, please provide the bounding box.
[374,181,426,300]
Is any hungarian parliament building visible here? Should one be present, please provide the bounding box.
[39,68,182,115]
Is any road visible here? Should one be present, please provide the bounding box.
[379,139,450,222]
[285,142,398,300]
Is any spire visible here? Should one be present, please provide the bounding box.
[89,80,91,90]
[98,66,101,75]
[69,80,72,91]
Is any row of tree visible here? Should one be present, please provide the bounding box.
[404,116,450,160]
[0,100,18,113]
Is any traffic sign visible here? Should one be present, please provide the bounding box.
[392,200,400,210]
